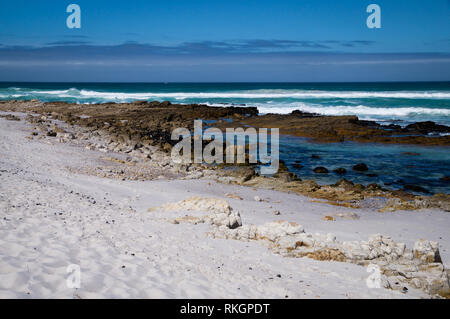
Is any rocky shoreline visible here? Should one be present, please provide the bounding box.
[147,196,449,296]
[1,100,450,298]
[220,110,450,145]
[0,99,449,214]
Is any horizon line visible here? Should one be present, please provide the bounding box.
[1,80,450,84]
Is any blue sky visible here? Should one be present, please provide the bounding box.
[0,0,449,82]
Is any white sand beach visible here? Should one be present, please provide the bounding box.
[0,113,449,299]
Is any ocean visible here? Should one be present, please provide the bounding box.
[1,82,450,126]
[1,82,449,194]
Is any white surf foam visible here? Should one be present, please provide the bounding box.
[257,104,450,117]
[1,88,449,122]
[17,88,450,100]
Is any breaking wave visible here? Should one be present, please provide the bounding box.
[256,104,450,117]
[2,87,450,100]
[1,86,449,125]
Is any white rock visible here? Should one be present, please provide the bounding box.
[413,239,440,263]
[326,233,336,243]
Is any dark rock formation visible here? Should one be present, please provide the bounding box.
[405,121,450,134]
[403,184,430,194]
[333,168,347,175]
[352,163,369,172]
[313,167,329,174]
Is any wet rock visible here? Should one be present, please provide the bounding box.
[311,154,321,159]
[46,131,57,137]
[273,171,297,182]
[405,121,450,134]
[160,101,172,107]
[352,163,369,172]
[313,167,329,174]
[334,179,354,188]
[366,183,383,191]
[333,168,347,175]
[384,123,402,130]
[132,100,148,105]
[290,110,319,118]
[403,184,430,194]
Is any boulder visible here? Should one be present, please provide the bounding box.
[333,168,347,175]
[414,239,442,263]
[404,184,429,194]
[352,163,368,172]
[405,121,450,134]
[313,167,329,174]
